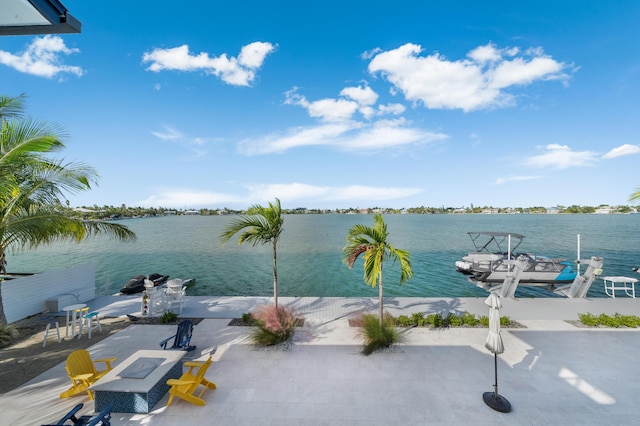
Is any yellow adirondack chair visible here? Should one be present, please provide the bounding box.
[60,349,117,400]
[166,355,216,406]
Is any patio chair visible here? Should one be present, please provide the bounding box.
[79,311,102,339]
[159,319,196,352]
[60,350,117,400]
[165,279,186,314]
[42,312,62,348]
[166,355,216,406]
[41,402,113,425]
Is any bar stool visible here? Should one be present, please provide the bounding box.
[42,314,61,348]
[80,310,102,339]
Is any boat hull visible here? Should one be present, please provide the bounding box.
[470,259,577,284]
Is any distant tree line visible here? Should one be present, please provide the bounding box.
[68,203,638,220]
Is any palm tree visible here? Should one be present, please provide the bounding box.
[220,198,284,307]
[0,94,136,324]
[342,214,413,322]
[630,188,640,202]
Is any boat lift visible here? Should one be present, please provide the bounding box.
[554,256,604,298]
[476,256,604,298]
[471,233,604,298]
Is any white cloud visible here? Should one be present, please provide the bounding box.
[151,125,183,140]
[285,86,381,122]
[138,190,243,208]
[246,183,423,203]
[238,119,446,155]
[308,98,360,122]
[377,103,405,115]
[494,175,543,185]
[142,41,275,86]
[151,126,210,158]
[602,144,640,159]
[367,42,571,112]
[138,182,423,208]
[340,85,378,106]
[0,35,83,79]
[524,144,598,169]
[262,85,447,155]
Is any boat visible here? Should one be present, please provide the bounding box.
[119,273,169,295]
[455,232,524,275]
[469,253,577,284]
[455,232,577,285]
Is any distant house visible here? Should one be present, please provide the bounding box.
[594,206,613,214]
[184,210,199,215]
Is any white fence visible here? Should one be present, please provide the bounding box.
[1,264,95,323]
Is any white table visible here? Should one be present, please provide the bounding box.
[62,303,87,338]
[602,276,637,298]
[91,349,186,413]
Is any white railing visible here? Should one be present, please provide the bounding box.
[0,264,95,323]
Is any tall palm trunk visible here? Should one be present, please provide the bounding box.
[273,240,278,308]
[378,267,383,323]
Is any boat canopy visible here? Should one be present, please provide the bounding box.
[467,232,525,254]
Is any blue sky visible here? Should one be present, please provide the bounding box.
[2,1,639,210]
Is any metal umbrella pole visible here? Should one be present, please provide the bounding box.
[483,293,512,413]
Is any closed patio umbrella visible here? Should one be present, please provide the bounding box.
[483,292,511,413]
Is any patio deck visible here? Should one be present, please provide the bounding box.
[1,296,639,425]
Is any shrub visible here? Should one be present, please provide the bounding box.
[396,314,414,327]
[380,311,511,328]
[426,313,444,327]
[446,312,463,327]
[250,304,302,346]
[161,311,178,323]
[578,313,599,326]
[395,312,429,327]
[500,316,512,327]
[0,322,18,347]
[241,312,255,325]
[618,314,640,328]
[478,315,490,327]
[578,312,640,328]
[360,313,403,356]
[462,311,480,327]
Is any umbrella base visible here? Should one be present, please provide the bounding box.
[483,392,511,413]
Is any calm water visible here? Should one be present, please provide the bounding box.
[6,214,640,298]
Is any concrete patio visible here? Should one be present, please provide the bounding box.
[1,296,639,425]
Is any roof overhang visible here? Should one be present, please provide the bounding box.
[0,0,81,36]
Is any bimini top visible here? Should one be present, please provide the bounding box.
[467,232,525,254]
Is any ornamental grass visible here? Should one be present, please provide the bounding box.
[360,312,404,356]
[250,304,302,346]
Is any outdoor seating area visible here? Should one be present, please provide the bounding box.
[60,350,117,400]
[159,320,196,352]
[141,279,187,317]
[90,350,186,414]
[2,296,640,425]
[41,402,113,426]
[166,355,216,407]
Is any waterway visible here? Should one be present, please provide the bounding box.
[6,214,639,298]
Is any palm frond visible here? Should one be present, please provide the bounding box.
[0,100,136,279]
[0,94,26,121]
